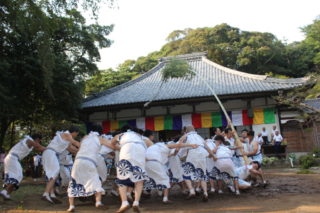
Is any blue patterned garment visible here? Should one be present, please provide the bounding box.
[182,162,207,181]
[116,159,147,186]
[207,167,220,180]
[143,177,168,190]
[168,169,180,183]
[68,178,96,197]
[214,167,239,182]
[3,173,19,190]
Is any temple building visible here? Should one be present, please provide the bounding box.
[81,52,313,152]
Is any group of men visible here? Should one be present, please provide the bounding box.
[0,124,267,213]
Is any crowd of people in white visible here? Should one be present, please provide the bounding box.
[0,123,282,213]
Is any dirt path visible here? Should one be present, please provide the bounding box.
[1,169,320,213]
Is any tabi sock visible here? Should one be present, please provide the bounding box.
[163,196,168,202]
[133,201,139,206]
[95,201,103,207]
[121,201,129,208]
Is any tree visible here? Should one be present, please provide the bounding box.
[301,17,320,72]
[0,0,113,148]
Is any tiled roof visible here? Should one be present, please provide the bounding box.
[82,52,308,109]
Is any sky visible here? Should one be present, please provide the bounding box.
[96,0,320,70]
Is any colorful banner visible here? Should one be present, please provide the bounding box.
[101,108,276,132]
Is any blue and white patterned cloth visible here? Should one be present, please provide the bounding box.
[144,160,170,190]
[116,132,148,185]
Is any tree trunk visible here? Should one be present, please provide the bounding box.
[0,118,11,149]
[10,121,15,147]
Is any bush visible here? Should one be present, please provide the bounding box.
[299,155,317,169]
[297,169,315,174]
[312,149,320,158]
[262,157,278,165]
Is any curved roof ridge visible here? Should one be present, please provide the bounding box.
[160,52,207,62]
[265,76,310,84]
[201,56,267,81]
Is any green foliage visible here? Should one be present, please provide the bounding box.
[299,154,317,169]
[262,156,279,165]
[312,149,320,158]
[302,17,320,68]
[0,0,113,148]
[85,19,320,96]
[296,169,315,174]
[161,58,195,81]
[85,68,137,96]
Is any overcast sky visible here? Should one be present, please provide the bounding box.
[96,0,320,70]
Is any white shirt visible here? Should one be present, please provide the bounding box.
[257,136,264,145]
[9,136,34,160]
[261,130,268,137]
[273,134,283,142]
[272,129,278,136]
[225,136,235,156]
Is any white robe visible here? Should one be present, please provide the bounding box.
[166,141,183,183]
[42,131,70,180]
[68,132,104,197]
[215,145,238,181]
[144,143,171,190]
[182,131,208,181]
[58,150,73,187]
[236,165,252,187]
[206,139,217,180]
[116,131,148,186]
[4,136,33,188]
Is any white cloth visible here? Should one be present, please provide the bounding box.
[43,131,71,180]
[234,140,249,168]
[206,139,216,179]
[168,154,183,183]
[144,143,171,189]
[262,130,268,137]
[42,149,60,180]
[59,150,73,166]
[116,131,147,184]
[225,137,235,156]
[8,136,33,161]
[47,131,70,154]
[257,136,264,145]
[58,150,73,186]
[236,165,253,180]
[181,114,192,127]
[97,142,114,182]
[273,134,283,142]
[68,132,104,197]
[215,145,237,180]
[33,155,41,167]
[248,140,262,163]
[146,143,170,164]
[232,110,243,126]
[97,154,108,182]
[182,131,208,181]
[145,160,170,189]
[59,164,72,187]
[136,118,145,130]
[166,141,183,183]
[272,129,278,136]
[3,136,33,187]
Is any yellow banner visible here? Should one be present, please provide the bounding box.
[253,108,264,124]
[154,116,164,131]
